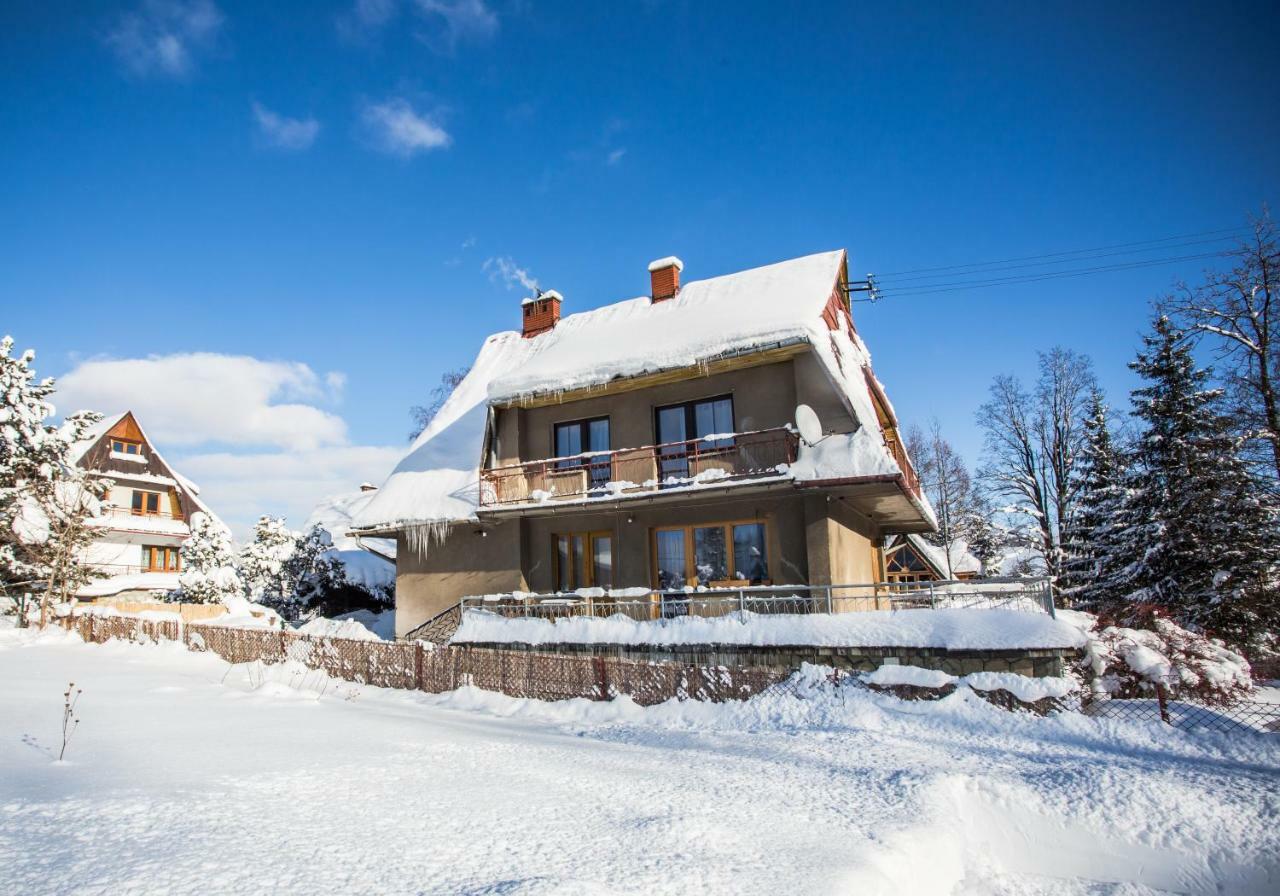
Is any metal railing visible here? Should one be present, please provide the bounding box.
[84,562,180,576]
[459,578,1055,623]
[479,427,800,507]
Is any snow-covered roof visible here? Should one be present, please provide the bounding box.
[354,250,931,533]
[305,487,397,560]
[896,534,982,578]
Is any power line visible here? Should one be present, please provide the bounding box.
[880,234,1244,284]
[872,250,1229,299]
[877,226,1248,277]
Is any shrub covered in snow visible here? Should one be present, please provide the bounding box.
[175,512,243,604]
[1066,608,1253,705]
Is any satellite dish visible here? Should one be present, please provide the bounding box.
[795,404,823,446]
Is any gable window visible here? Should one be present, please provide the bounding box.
[885,544,934,584]
[654,395,734,481]
[111,439,142,455]
[552,417,611,487]
[131,490,162,516]
[552,531,613,591]
[142,545,180,572]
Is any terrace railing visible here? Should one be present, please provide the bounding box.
[459,578,1055,623]
[479,426,801,507]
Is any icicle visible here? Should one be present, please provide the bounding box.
[405,520,453,556]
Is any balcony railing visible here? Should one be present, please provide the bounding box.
[479,427,801,507]
[458,578,1055,625]
[94,506,187,523]
[884,433,922,499]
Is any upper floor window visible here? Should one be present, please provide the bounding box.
[654,395,734,481]
[131,490,162,516]
[553,417,610,486]
[111,439,142,455]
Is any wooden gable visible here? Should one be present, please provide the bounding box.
[106,412,145,444]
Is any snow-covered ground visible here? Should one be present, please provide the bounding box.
[2,619,1277,895]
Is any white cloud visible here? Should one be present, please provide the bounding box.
[483,256,539,292]
[361,98,451,156]
[56,351,402,540]
[606,148,627,166]
[175,445,404,540]
[251,102,320,151]
[105,0,223,78]
[57,353,348,451]
[414,0,498,48]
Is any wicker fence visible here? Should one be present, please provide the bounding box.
[56,614,1280,731]
[62,614,791,705]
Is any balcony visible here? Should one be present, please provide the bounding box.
[883,433,922,500]
[479,427,801,508]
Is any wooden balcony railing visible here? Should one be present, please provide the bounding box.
[479,427,801,507]
[884,433,922,499]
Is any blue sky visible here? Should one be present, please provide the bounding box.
[2,1,1278,535]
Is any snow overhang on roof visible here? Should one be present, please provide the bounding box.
[353,249,934,533]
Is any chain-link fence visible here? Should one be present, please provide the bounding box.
[56,613,1279,731]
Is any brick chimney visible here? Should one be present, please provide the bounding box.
[648,256,684,302]
[521,290,562,338]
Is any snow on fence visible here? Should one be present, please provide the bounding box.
[53,614,1280,733]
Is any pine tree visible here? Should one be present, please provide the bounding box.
[1059,390,1126,608]
[0,336,105,625]
[238,517,346,619]
[1101,315,1280,649]
[177,512,243,604]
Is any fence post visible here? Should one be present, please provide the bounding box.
[825,586,833,615]
[929,582,936,610]
[737,588,746,619]
[1156,684,1172,725]
[414,642,423,691]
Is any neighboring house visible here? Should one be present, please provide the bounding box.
[70,411,224,601]
[882,533,981,583]
[304,483,396,599]
[352,251,937,637]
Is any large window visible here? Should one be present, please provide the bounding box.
[552,531,613,591]
[885,543,934,584]
[131,490,162,516]
[654,395,734,481]
[111,438,141,455]
[142,545,180,572]
[553,417,611,486]
[651,520,770,591]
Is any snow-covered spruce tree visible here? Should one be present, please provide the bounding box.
[1059,390,1126,608]
[176,511,243,604]
[238,517,346,619]
[0,336,105,625]
[1100,315,1280,650]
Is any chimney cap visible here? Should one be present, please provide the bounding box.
[647,256,684,273]
[522,289,562,305]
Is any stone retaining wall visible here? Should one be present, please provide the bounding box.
[459,641,1073,678]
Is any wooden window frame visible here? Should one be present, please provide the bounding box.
[648,518,772,591]
[131,490,163,516]
[551,530,615,591]
[142,545,180,572]
[111,438,142,455]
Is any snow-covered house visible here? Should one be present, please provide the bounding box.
[883,533,981,583]
[70,411,225,600]
[352,251,937,637]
